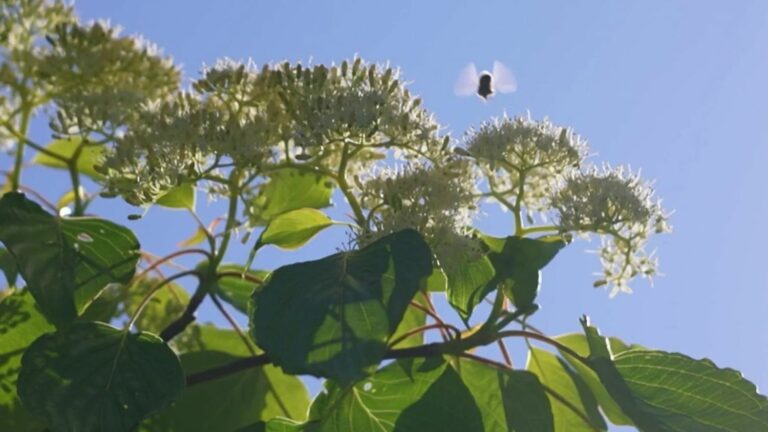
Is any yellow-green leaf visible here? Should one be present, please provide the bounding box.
[156,183,196,210]
[257,208,334,250]
[32,137,104,180]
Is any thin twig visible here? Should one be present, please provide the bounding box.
[134,249,211,282]
[209,293,257,356]
[388,323,459,348]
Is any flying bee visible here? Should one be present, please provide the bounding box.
[454,61,517,100]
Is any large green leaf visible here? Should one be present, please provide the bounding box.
[32,137,105,180]
[578,320,768,431]
[387,295,427,349]
[0,247,17,286]
[248,168,335,224]
[457,358,554,432]
[526,347,607,431]
[17,322,185,432]
[215,264,269,315]
[81,277,190,334]
[257,208,335,250]
[155,182,196,210]
[483,234,566,313]
[307,357,484,431]
[556,332,641,426]
[143,326,309,432]
[0,289,54,431]
[250,229,432,384]
[0,192,140,326]
[445,254,495,322]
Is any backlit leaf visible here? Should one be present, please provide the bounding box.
[0,289,54,431]
[0,192,140,326]
[251,229,432,384]
[32,137,104,180]
[156,183,196,210]
[248,168,334,225]
[17,322,184,432]
[143,326,309,432]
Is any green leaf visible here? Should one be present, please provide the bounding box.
[578,320,768,431]
[0,192,141,326]
[0,247,17,286]
[156,183,196,210]
[425,266,447,292]
[306,357,484,431]
[526,347,607,431]
[388,295,427,349]
[0,289,54,431]
[445,254,495,322]
[483,234,566,312]
[215,264,269,315]
[248,168,335,224]
[32,137,105,180]
[251,229,432,384]
[17,322,185,432]
[457,358,554,432]
[143,326,309,432]
[236,418,304,432]
[556,332,641,426]
[257,208,334,250]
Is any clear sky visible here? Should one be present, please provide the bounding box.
[10,1,768,425]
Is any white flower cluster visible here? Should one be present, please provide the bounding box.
[100,94,216,205]
[465,114,587,212]
[39,21,180,137]
[551,165,671,296]
[269,58,444,179]
[101,58,441,207]
[358,158,481,270]
[0,0,74,149]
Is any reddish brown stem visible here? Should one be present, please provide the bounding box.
[388,323,459,348]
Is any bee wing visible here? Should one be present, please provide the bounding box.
[454,62,479,96]
[492,60,517,93]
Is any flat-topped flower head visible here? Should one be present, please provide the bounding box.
[552,165,671,295]
[40,21,180,137]
[466,114,587,212]
[358,158,481,269]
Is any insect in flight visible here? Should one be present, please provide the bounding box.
[454,61,517,100]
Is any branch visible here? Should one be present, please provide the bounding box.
[160,279,207,342]
[185,326,591,387]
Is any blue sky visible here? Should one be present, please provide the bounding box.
[10,1,768,425]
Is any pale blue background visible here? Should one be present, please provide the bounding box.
[9,2,768,429]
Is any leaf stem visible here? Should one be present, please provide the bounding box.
[388,323,460,348]
[519,225,560,236]
[337,141,367,229]
[209,292,257,355]
[9,108,31,190]
[159,170,241,342]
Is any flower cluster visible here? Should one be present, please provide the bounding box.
[39,21,180,137]
[0,0,74,147]
[358,157,481,270]
[100,93,214,205]
[271,58,444,172]
[466,114,587,212]
[551,165,671,295]
[102,58,442,207]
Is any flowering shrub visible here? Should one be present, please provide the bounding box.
[0,2,763,432]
